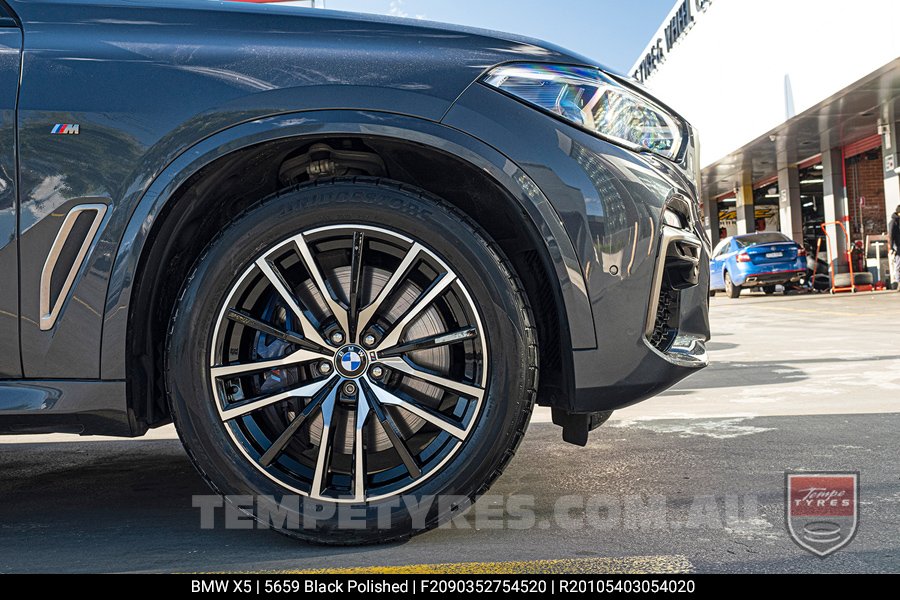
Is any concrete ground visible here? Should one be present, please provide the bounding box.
[0,290,898,573]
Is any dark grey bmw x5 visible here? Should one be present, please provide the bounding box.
[0,0,709,542]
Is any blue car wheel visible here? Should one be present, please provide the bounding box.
[725,271,741,298]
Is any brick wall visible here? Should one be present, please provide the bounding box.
[845,147,886,238]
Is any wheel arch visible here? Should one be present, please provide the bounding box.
[102,111,590,431]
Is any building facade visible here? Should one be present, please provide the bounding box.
[631,0,900,276]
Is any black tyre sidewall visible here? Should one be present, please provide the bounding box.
[166,180,534,543]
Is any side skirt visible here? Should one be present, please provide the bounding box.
[0,380,133,436]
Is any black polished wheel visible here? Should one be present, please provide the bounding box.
[209,224,487,502]
[166,179,536,543]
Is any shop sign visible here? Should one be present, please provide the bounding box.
[633,0,713,82]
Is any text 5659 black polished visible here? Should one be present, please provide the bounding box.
[0,0,710,543]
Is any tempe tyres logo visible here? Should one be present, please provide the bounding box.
[785,472,859,557]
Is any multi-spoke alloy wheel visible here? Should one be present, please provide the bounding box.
[166,180,536,543]
[210,225,487,502]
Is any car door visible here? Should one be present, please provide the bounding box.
[708,238,731,289]
[0,7,20,378]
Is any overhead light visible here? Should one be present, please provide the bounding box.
[765,194,779,198]
[813,164,823,170]
[802,202,814,207]
[801,178,824,184]
[721,198,736,204]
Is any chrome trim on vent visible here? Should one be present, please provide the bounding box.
[644,225,702,338]
[652,333,708,367]
[39,203,107,331]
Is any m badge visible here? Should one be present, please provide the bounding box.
[51,124,80,135]
[786,472,859,557]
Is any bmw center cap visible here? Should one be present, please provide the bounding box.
[335,344,368,378]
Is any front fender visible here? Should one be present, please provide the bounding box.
[100,110,594,378]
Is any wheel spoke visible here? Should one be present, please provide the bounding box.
[351,388,372,500]
[377,356,483,401]
[257,377,339,467]
[225,309,322,352]
[365,377,467,439]
[376,273,456,350]
[256,255,330,349]
[378,326,477,358]
[363,381,422,478]
[310,383,340,499]
[292,234,349,336]
[220,376,334,421]
[356,242,423,338]
[348,232,365,343]
[212,225,489,502]
[210,346,329,380]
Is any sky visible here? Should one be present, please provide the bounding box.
[319,0,676,73]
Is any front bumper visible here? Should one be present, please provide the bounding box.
[444,82,710,415]
[569,216,710,413]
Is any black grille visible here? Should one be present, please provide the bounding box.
[648,287,680,352]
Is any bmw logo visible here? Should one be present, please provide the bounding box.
[342,350,362,372]
[335,344,367,377]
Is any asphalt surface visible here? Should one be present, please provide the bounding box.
[1,290,898,573]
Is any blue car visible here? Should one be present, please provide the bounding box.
[710,232,806,298]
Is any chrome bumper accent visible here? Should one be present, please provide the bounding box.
[644,224,702,338]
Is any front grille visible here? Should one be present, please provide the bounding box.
[648,287,680,352]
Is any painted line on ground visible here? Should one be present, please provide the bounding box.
[258,555,694,574]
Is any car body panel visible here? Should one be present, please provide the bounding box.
[445,83,709,410]
[100,110,596,377]
[710,236,806,289]
[0,380,130,435]
[0,19,20,378]
[742,241,799,265]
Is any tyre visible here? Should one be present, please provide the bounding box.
[724,271,741,298]
[833,272,852,288]
[762,285,776,295]
[854,272,874,286]
[709,289,717,297]
[812,273,830,291]
[166,178,537,544]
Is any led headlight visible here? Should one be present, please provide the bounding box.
[482,63,684,161]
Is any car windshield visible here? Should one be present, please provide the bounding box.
[734,233,791,248]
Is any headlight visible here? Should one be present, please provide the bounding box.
[482,63,684,161]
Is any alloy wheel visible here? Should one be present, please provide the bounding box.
[208,225,488,503]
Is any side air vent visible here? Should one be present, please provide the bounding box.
[644,224,702,353]
[39,203,107,331]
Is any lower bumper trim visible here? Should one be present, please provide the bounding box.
[743,270,805,285]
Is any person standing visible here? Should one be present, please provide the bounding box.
[891,205,900,290]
